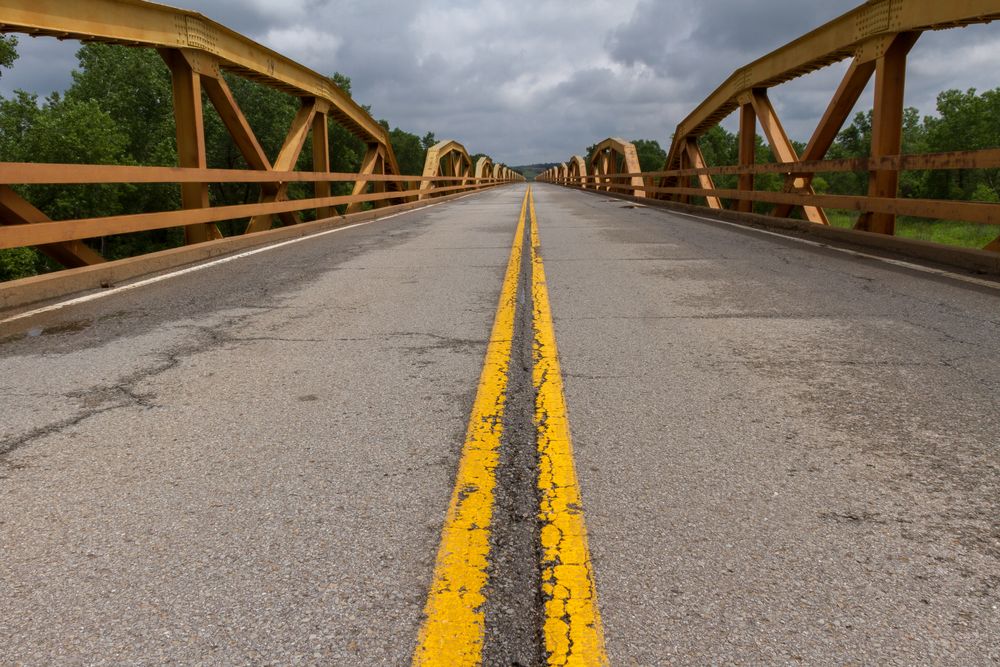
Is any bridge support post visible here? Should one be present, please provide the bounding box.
[162,49,222,245]
[856,32,920,235]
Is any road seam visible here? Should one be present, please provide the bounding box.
[414,187,607,665]
[412,190,529,666]
[530,188,609,666]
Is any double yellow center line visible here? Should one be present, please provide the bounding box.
[413,187,607,666]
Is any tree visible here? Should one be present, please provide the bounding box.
[923,88,1000,201]
[631,139,667,172]
[0,90,40,161]
[0,36,46,280]
[19,94,131,219]
[697,126,739,190]
[0,35,17,72]
[66,44,175,166]
[421,131,437,150]
[393,128,427,175]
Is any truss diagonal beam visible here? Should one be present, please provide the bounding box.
[245,99,318,233]
[198,66,298,229]
[684,140,722,210]
[0,186,105,268]
[773,56,876,219]
[746,90,828,225]
[346,145,386,213]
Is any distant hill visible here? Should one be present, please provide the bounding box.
[511,163,559,182]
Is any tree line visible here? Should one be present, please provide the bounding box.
[0,38,440,280]
[3,32,999,279]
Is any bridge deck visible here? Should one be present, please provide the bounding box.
[1,185,998,664]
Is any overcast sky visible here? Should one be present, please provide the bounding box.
[3,1,1000,165]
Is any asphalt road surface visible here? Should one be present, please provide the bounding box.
[1,184,998,665]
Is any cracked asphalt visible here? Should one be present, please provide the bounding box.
[2,183,1000,664]
[0,189,524,665]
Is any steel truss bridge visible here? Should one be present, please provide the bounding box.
[1,2,999,666]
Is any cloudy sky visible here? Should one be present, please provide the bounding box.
[3,0,1000,165]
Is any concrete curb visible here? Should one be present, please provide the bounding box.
[559,185,1000,277]
[0,187,505,312]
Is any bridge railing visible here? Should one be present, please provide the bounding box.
[539,148,1000,251]
[0,0,522,280]
[539,0,1000,254]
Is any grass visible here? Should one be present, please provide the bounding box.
[825,209,999,250]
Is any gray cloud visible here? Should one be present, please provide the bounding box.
[2,1,999,165]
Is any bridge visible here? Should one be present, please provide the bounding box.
[1,1,998,665]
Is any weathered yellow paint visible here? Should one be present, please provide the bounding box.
[412,190,529,666]
[529,187,609,666]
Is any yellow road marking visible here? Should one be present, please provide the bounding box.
[412,189,530,666]
[529,188,609,666]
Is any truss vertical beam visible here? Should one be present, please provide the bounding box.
[312,112,332,220]
[856,33,920,235]
[162,49,221,245]
[738,102,756,213]
[678,149,691,205]
[371,152,387,208]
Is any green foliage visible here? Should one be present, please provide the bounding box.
[421,132,437,150]
[391,127,427,175]
[0,35,17,72]
[631,139,666,172]
[0,43,447,279]
[922,88,1000,202]
[67,44,176,165]
[971,182,999,203]
[0,247,42,281]
[0,90,40,161]
[19,94,132,221]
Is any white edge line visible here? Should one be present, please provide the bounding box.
[0,191,490,326]
[664,208,1000,292]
